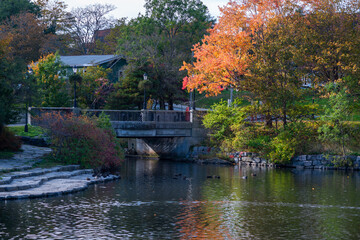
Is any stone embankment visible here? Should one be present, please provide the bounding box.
[188,146,360,169]
[234,152,360,170]
[0,145,120,200]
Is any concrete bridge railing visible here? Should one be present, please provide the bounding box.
[28,107,209,159]
[29,108,207,125]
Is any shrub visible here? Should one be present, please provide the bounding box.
[330,156,353,168]
[0,127,21,151]
[268,132,296,164]
[203,100,246,151]
[37,112,123,173]
[94,111,114,134]
[268,122,318,164]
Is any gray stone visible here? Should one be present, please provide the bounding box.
[304,161,313,167]
[241,157,253,162]
[321,159,330,165]
[354,161,360,168]
[292,161,304,166]
[253,157,261,163]
[312,160,321,166]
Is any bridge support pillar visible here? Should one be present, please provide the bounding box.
[129,126,208,159]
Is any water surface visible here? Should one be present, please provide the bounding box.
[1,159,360,239]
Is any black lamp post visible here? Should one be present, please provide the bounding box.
[143,73,148,110]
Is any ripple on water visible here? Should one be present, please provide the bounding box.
[2,160,360,239]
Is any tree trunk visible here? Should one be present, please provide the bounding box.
[168,98,174,110]
[265,112,273,128]
[283,103,287,127]
[160,100,165,110]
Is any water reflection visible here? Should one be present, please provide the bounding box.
[1,159,360,239]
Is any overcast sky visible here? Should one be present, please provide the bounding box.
[63,0,229,20]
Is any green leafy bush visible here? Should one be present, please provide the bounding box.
[38,112,123,173]
[203,100,246,150]
[268,122,318,164]
[95,111,114,133]
[330,156,353,168]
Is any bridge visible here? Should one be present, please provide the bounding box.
[29,108,208,159]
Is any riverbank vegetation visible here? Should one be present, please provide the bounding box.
[182,0,360,164]
[37,112,123,173]
[204,100,360,164]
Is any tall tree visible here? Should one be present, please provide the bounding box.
[30,53,70,107]
[0,0,40,22]
[78,66,112,109]
[68,4,116,54]
[35,0,72,34]
[181,0,359,126]
[0,35,19,132]
[115,0,213,109]
[0,13,56,65]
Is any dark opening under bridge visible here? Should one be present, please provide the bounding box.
[30,108,208,158]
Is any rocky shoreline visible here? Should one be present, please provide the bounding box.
[232,152,360,170]
[187,146,360,169]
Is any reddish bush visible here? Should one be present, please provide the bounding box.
[37,112,123,172]
[0,126,21,151]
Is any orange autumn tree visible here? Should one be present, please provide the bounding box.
[182,0,360,127]
[181,0,311,126]
[181,1,253,96]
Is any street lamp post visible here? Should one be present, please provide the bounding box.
[24,68,33,133]
[73,67,77,108]
[143,73,148,110]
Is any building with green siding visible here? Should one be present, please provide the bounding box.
[60,55,126,82]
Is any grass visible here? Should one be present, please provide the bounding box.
[7,125,44,138]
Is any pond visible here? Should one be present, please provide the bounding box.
[1,158,360,239]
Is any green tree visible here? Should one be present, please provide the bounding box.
[30,53,70,107]
[202,100,246,151]
[318,81,355,156]
[106,68,145,110]
[78,66,111,109]
[0,0,40,22]
[0,36,21,130]
[115,0,213,109]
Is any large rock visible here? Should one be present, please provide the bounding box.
[303,161,313,167]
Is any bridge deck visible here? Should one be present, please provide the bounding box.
[29,108,207,138]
